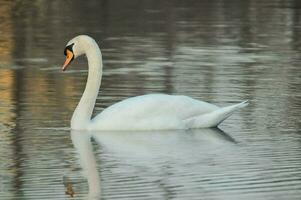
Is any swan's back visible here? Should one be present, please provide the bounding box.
[90,94,218,130]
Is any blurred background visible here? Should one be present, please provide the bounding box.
[0,0,301,199]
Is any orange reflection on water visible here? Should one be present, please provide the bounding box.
[0,1,14,65]
[0,69,15,130]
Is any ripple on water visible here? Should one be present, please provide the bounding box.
[1,0,301,199]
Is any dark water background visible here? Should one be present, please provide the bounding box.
[0,0,301,199]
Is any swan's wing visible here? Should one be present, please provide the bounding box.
[94,94,218,120]
[90,94,218,130]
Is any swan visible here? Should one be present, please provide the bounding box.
[62,35,248,130]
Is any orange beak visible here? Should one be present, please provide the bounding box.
[62,49,74,71]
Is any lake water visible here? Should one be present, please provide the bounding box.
[0,0,301,199]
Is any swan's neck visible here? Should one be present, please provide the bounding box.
[71,44,102,129]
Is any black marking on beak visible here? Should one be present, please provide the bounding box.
[64,43,75,56]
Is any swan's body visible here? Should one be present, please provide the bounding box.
[63,35,248,131]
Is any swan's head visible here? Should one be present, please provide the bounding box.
[62,35,96,71]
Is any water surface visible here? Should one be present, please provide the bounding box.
[0,0,301,199]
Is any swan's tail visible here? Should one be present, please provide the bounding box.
[184,100,249,129]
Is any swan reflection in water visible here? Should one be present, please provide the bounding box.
[70,128,236,199]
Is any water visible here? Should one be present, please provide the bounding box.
[0,0,301,199]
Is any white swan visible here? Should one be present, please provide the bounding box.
[62,35,248,131]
